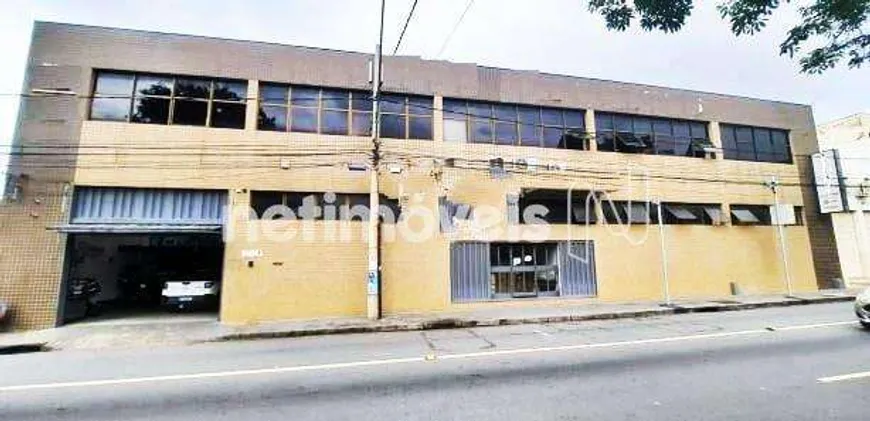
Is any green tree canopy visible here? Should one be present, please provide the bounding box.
[587,0,870,74]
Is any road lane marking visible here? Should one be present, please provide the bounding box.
[0,320,856,393]
[818,371,870,384]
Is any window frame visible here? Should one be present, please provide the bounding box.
[595,112,709,158]
[720,123,792,164]
[443,98,586,150]
[490,242,560,298]
[90,70,248,130]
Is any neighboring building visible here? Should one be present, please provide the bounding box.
[814,113,870,289]
[0,22,834,330]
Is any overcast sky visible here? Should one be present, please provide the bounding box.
[1,0,868,171]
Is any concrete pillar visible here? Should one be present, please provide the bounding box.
[245,80,259,132]
[708,121,724,160]
[433,96,444,142]
[585,109,597,152]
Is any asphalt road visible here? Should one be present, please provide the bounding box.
[0,302,868,420]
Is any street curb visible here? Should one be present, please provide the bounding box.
[210,295,856,343]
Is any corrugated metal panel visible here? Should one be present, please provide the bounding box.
[559,241,598,297]
[71,187,226,225]
[450,242,491,302]
[52,224,222,234]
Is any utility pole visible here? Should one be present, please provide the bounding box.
[367,0,385,320]
[766,176,793,297]
[656,200,671,306]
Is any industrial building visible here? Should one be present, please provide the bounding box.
[0,22,838,330]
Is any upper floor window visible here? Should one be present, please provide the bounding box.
[443,99,586,149]
[720,124,791,164]
[258,83,433,140]
[90,71,247,129]
[595,113,711,157]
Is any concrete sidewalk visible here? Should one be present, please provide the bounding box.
[0,291,858,352]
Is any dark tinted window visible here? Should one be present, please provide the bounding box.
[596,112,709,158]
[90,71,246,129]
[447,99,584,149]
[721,124,791,164]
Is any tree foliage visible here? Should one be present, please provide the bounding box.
[587,0,870,74]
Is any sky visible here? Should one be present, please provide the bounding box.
[0,0,868,175]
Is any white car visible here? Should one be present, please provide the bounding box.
[161,280,220,310]
[856,287,870,328]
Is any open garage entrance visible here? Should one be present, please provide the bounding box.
[57,186,227,325]
[62,233,224,323]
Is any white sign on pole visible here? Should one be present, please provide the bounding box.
[770,204,797,226]
[812,150,845,213]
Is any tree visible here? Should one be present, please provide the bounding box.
[587,0,870,74]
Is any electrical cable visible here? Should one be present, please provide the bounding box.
[392,0,419,55]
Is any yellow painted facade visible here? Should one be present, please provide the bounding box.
[65,84,818,325]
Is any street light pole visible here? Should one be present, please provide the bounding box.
[766,176,793,297]
[367,0,385,320]
[657,200,671,306]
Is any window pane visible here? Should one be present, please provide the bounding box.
[690,122,707,139]
[470,119,492,143]
[597,132,616,152]
[135,75,172,97]
[250,191,285,218]
[320,109,348,134]
[771,130,790,163]
[258,106,287,131]
[494,105,516,123]
[211,102,247,129]
[721,126,737,159]
[260,84,289,104]
[380,113,406,138]
[351,112,372,136]
[213,80,247,101]
[291,87,320,107]
[595,113,613,131]
[655,135,676,155]
[735,127,755,160]
[380,94,405,114]
[131,97,170,124]
[673,137,691,156]
[409,116,432,139]
[543,127,563,148]
[615,115,633,132]
[633,117,652,134]
[91,98,130,121]
[541,109,563,126]
[519,123,540,145]
[653,119,671,135]
[754,128,774,162]
[172,99,208,126]
[564,111,584,128]
[321,89,349,110]
[290,107,318,132]
[494,122,517,144]
[672,122,690,138]
[95,72,134,96]
[468,102,492,119]
[351,93,372,111]
[444,119,467,142]
[408,97,432,115]
[175,78,211,99]
[443,99,467,119]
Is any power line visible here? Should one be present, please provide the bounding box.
[436,0,475,58]
[392,0,419,55]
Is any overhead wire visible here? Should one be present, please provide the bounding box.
[392,0,419,55]
[435,0,475,58]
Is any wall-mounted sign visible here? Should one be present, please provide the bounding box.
[241,249,263,259]
[812,150,845,213]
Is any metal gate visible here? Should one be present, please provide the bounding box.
[450,242,491,302]
[559,241,598,297]
[60,186,226,233]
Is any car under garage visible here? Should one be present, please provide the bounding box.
[56,186,227,325]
